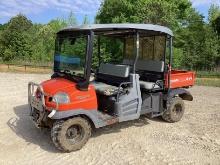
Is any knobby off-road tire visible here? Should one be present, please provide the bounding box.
[162,97,185,123]
[51,117,91,152]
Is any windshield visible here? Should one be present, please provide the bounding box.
[54,35,88,79]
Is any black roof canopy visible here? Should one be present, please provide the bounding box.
[57,24,174,37]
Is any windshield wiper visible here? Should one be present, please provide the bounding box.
[56,70,83,82]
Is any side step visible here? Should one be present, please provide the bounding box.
[97,111,119,126]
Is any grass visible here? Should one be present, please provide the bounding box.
[196,78,220,87]
[196,71,220,78]
[0,64,52,74]
[195,71,220,87]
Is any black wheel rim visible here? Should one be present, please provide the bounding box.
[66,125,85,144]
[172,104,182,118]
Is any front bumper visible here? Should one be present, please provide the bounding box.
[28,82,58,127]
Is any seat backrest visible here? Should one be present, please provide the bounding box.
[98,63,130,78]
[123,59,164,72]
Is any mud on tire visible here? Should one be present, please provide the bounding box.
[162,97,185,123]
[51,117,91,152]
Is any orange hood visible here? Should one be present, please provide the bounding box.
[40,78,97,111]
[41,78,75,95]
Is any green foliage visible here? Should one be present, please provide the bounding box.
[0,13,72,63]
[92,38,112,68]
[196,78,220,87]
[0,3,219,72]
[196,71,220,78]
[208,4,220,36]
[96,0,191,29]
[97,0,220,71]
[173,48,183,68]
[0,14,33,61]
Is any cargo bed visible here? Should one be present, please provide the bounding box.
[166,70,196,89]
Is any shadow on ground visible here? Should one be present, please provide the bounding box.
[8,104,58,153]
[92,114,151,137]
[9,104,161,152]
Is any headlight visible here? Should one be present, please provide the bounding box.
[52,92,70,104]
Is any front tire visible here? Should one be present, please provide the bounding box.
[162,97,185,123]
[51,117,91,152]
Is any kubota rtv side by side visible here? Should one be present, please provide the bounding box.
[28,24,195,152]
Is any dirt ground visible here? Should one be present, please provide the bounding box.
[0,72,219,165]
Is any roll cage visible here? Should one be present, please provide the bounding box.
[55,24,174,91]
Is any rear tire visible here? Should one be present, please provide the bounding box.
[51,117,91,152]
[162,97,185,123]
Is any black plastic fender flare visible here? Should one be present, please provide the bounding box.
[167,88,193,101]
[50,109,103,128]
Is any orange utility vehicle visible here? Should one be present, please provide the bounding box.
[28,24,195,152]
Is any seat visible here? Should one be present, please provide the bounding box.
[98,63,130,78]
[139,81,160,90]
[123,59,164,90]
[92,63,130,96]
[123,59,164,72]
[96,63,130,85]
[92,81,121,96]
